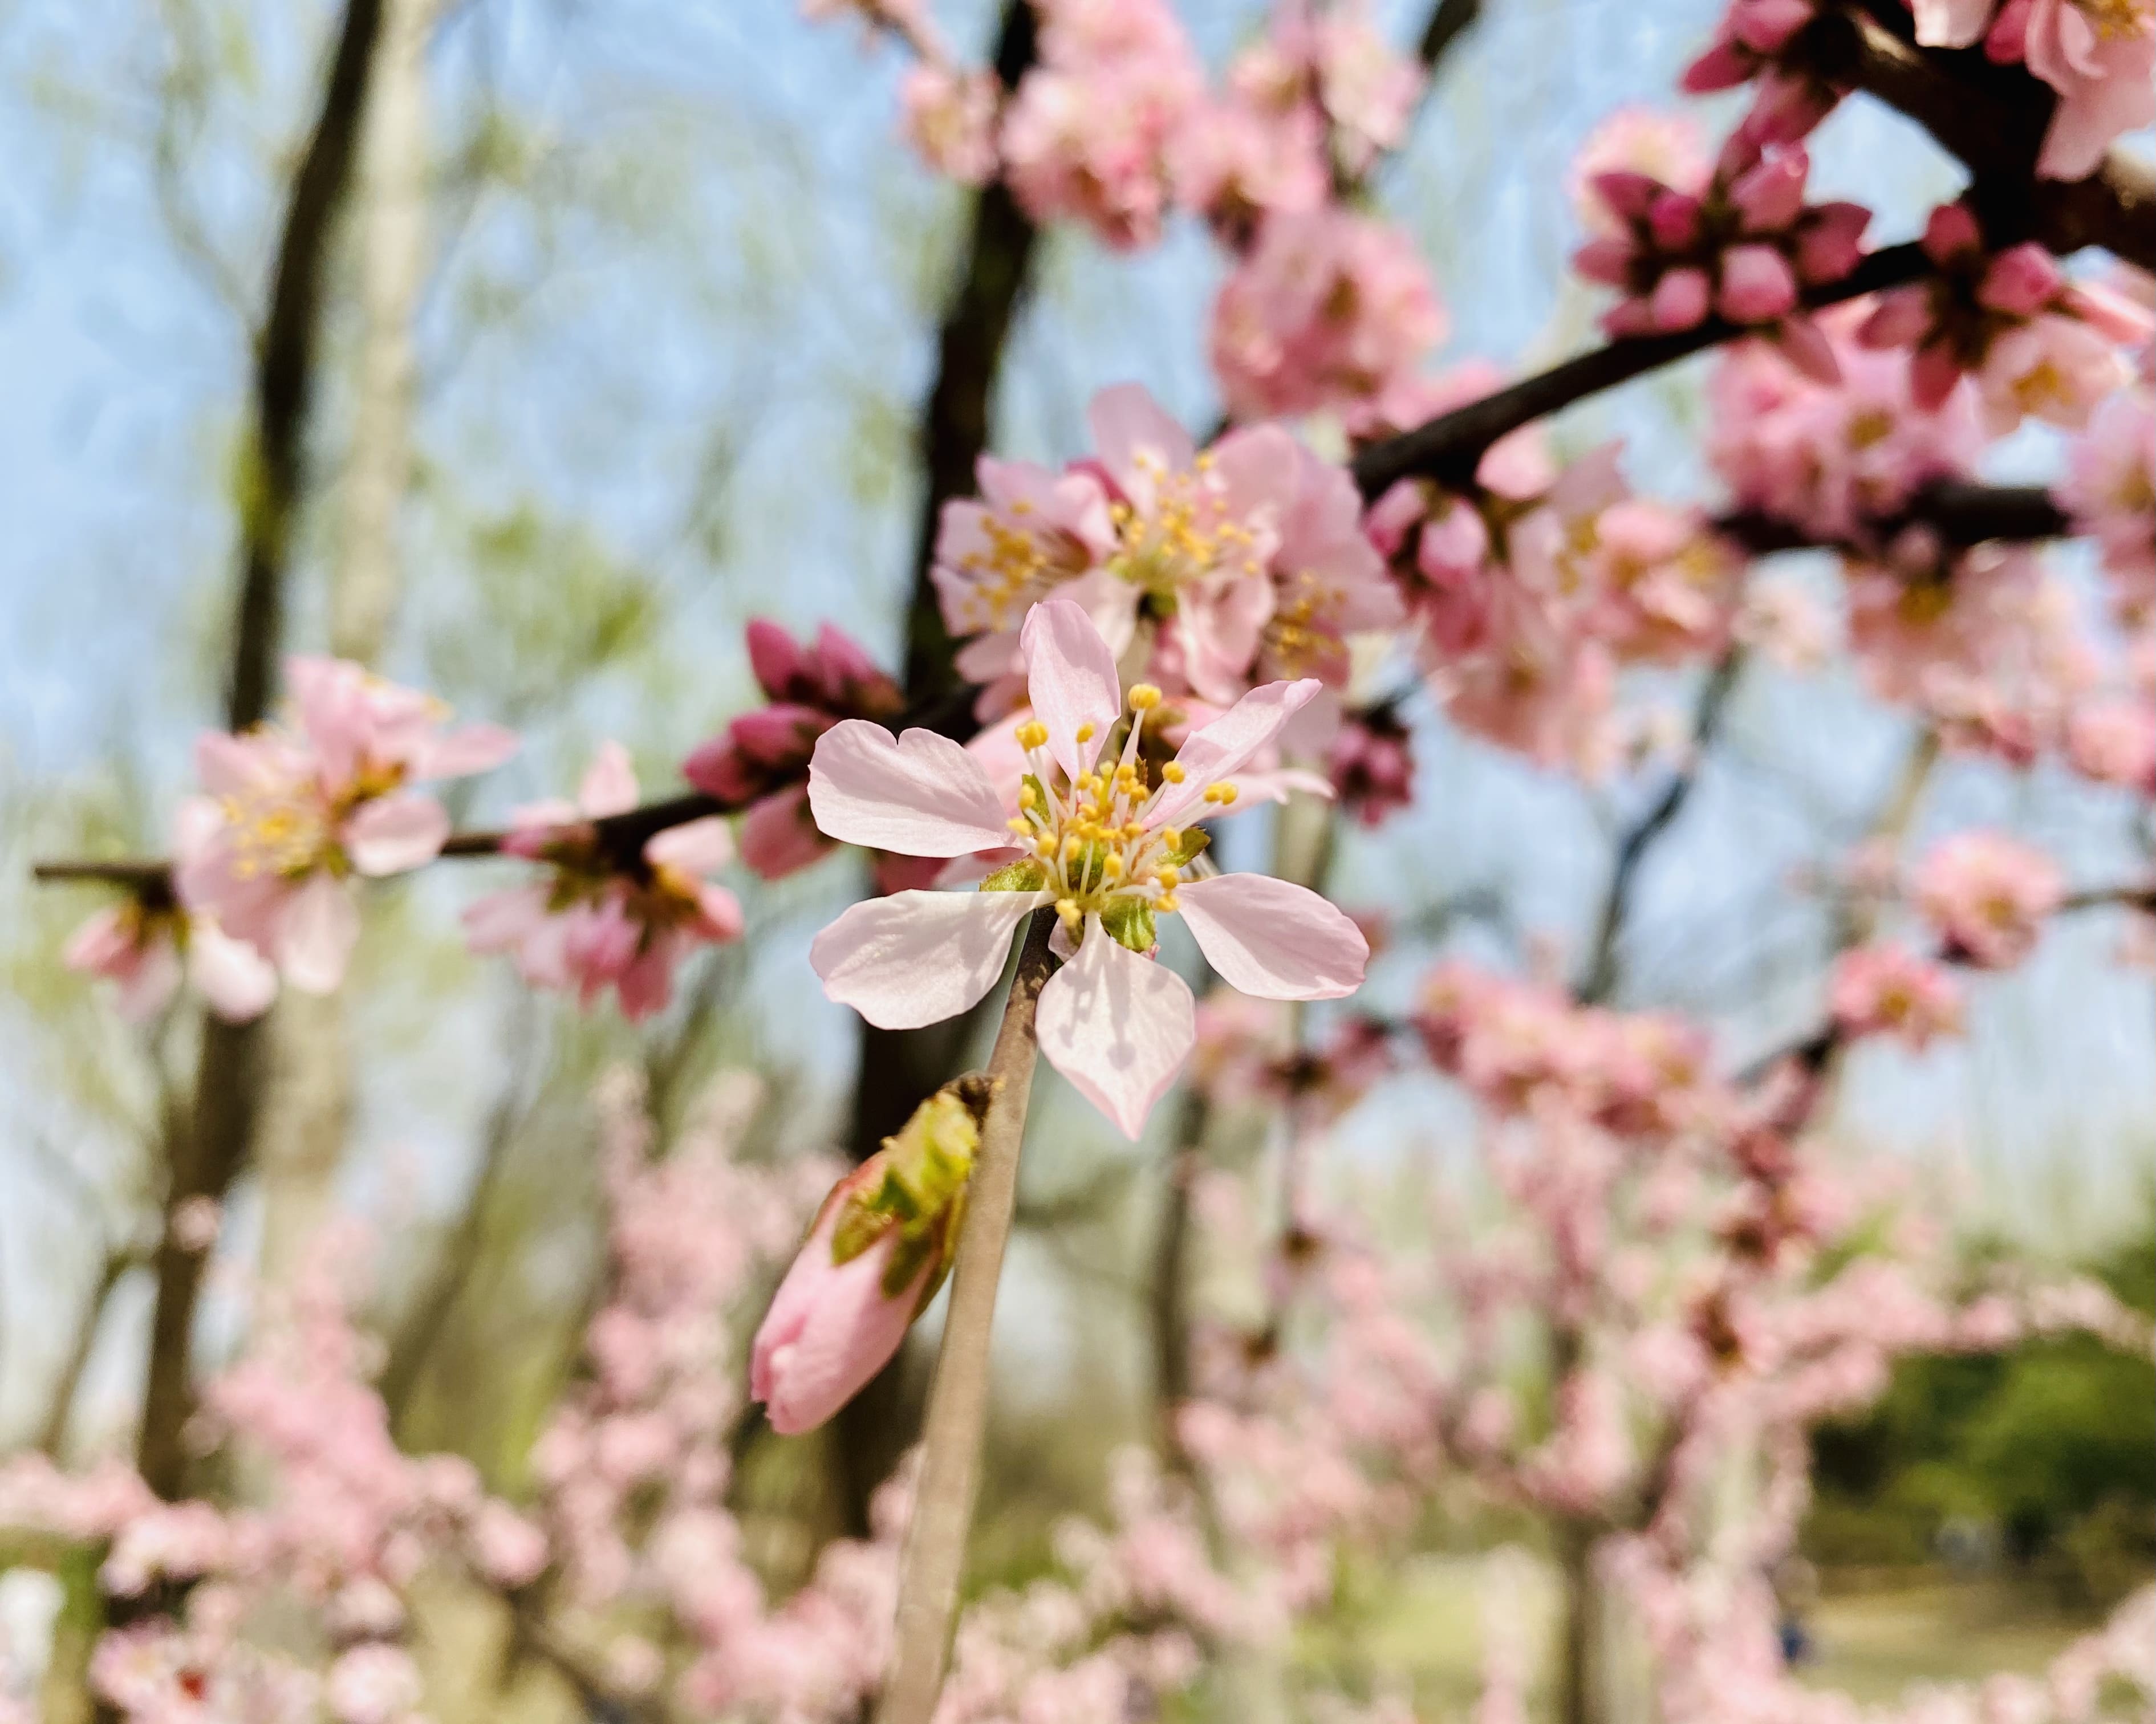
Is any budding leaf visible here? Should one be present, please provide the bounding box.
[1168,828,1210,866]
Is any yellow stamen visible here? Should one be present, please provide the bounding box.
[1203,782,1239,805]
[1075,723,1095,744]
[1128,683,1162,710]
[1161,763,1187,784]
[1016,719,1049,750]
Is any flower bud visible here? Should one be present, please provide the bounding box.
[749,1079,992,1434]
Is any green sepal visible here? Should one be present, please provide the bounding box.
[1101,896,1157,954]
[981,858,1049,894]
[1167,827,1211,866]
[827,1084,988,1302]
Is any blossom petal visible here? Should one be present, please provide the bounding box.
[1021,598,1122,783]
[807,721,1013,856]
[1088,382,1195,509]
[277,873,361,994]
[413,723,520,781]
[578,741,640,817]
[1149,678,1323,828]
[645,815,734,877]
[1035,917,1195,1140]
[189,921,278,1023]
[1175,874,1367,1001]
[811,889,1047,1029]
[343,792,450,876]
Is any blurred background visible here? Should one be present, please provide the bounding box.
[0,0,2150,1715]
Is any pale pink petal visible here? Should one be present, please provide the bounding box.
[343,792,450,876]
[577,741,640,817]
[63,906,137,977]
[1149,678,1324,828]
[1911,0,1992,46]
[172,796,225,864]
[741,785,835,880]
[1178,574,1277,706]
[412,722,520,781]
[277,873,362,994]
[615,937,679,1022]
[691,881,746,942]
[113,940,185,1023]
[1175,873,1368,1001]
[1087,382,1196,509]
[1034,917,1196,1140]
[807,721,1013,856]
[1021,598,1123,782]
[188,921,278,1022]
[645,815,734,878]
[752,1213,925,1434]
[810,889,1047,1029]
[1058,568,1144,660]
[462,884,552,954]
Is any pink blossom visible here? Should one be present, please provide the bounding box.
[63,887,278,1027]
[1210,208,1447,429]
[1830,942,1964,1048]
[1326,707,1415,827]
[1310,3,1427,170]
[1570,108,1708,236]
[1000,0,1202,249]
[1975,312,2131,432]
[2015,0,2156,179]
[174,657,514,993]
[323,1644,421,1724]
[682,618,904,880]
[1913,831,2064,969]
[2063,389,2156,621]
[899,64,999,185]
[807,601,1366,1138]
[2068,696,2156,792]
[464,743,744,1020]
[1168,95,1328,235]
[750,1115,969,1434]
[1911,0,1998,46]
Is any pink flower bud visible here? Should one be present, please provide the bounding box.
[1650,266,1712,332]
[1855,284,1933,349]
[1591,170,1663,222]
[1680,40,1752,92]
[1716,245,1799,323]
[1649,190,1706,250]
[1573,236,1637,288]
[1729,148,1808,233]
[750,1174,930,1436]
[2060,280,2156,345]
[1733,0,1814,54]
[1921,201,1983,266]
[750,1088,982,1434]
[1976,243,2062,316]
[1910,340,1966,411]
[1793,201,1869,283]
[744,617,809,703]
[1773,312,1842,383]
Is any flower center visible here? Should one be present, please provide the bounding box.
[999,684,1232,948]
[953,500,1098,633]
[220,785,334,879]
[1107,451,1268,607]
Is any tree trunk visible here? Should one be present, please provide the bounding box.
[255,0,433,1292]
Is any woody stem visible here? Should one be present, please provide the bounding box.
[875,905,1059,1724]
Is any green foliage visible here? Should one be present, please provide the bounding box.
[1806,1223,2156,1601]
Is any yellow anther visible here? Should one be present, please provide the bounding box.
[1016,719,1049,750]
[1035,835,1058,857]
[1007,817,1032,835]
[1018,782,1039,810]
[1161,762,1187,784]
[1155,892,1180,913]
[1128,683,1162,710]
[1075,723,1095,744]
[1155,867,1181,889]
[1102,853,1125,879]
[1203,782,1239,806]
[1122,822,1146,841]
[1063,835,1085,861]
[1163,827,1184,850]
[1055,897,1082,930]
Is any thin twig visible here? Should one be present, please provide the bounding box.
[876,908,1058,1724]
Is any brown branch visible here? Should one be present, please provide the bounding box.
[875,908,1058,1724]
[136,0,387,1505]
[1713,479,2073,557]
[1351,242,1931,497]
[1802,2,2156,269]
[1416,0,1483,71]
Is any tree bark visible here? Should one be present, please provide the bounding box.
[255,0,433,1294]
[135,0,387,1502]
